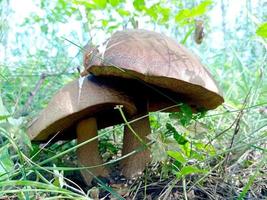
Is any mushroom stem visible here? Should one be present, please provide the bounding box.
[121,103,151,178]
[76,118,109,185]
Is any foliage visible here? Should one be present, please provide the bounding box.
[0,0,267,199]
[256,22,267,38]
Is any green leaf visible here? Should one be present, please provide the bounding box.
[174,131,188,145]
[108,0,120,7]
[93,0,107,9]
[175,0,212,24]
[149,115,160,129]
[53,177,60,187]
[117,8,130,16]
[170,103,193,126]
[73,0,96,9]
[0,115,9,120]
[256,22,267,38]
[145,3,170,23]
[191,0,212,16]
[176,165,207,178]
[146,5,158,20]
[101,19,109,27]
[133,0,145,11]
[166,123,188,145]
[159,7,170,23]
[175,9,191,24]
[167,150,186,164]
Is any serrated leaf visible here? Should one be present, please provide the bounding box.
[167,150,186,164]
[256,22,267,38]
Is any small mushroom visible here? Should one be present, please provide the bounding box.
[82,29,224,178]
[27,75,137,185]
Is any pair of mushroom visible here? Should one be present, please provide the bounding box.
[28,29,223,185]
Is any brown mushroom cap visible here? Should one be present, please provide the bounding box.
[84,29,224,110]
[27,75,137,141]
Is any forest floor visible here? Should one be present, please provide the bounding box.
[65,151,267,200]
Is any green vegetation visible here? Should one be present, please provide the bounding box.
[0,0,266,199]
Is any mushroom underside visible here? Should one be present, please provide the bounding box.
[27,76,141,185]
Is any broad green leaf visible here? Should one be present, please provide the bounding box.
[133,0,145,11]
[167,150,186,164]
[176,165,207,178]
[256,22,267,38]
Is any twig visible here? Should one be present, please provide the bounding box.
[204,91,252,148]
[224,90,251,166]
[16,73,47,117]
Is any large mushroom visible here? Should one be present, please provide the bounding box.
[27,75,137,185]
[81,29,224,178]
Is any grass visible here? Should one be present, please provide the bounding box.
[0,16,266,200]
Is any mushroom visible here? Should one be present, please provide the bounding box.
[27,75,137,185]
[81,29,224,178]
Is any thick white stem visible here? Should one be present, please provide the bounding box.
[76,118,109,185]
[121,104,151,178]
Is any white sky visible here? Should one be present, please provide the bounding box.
[1,0,258,63]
